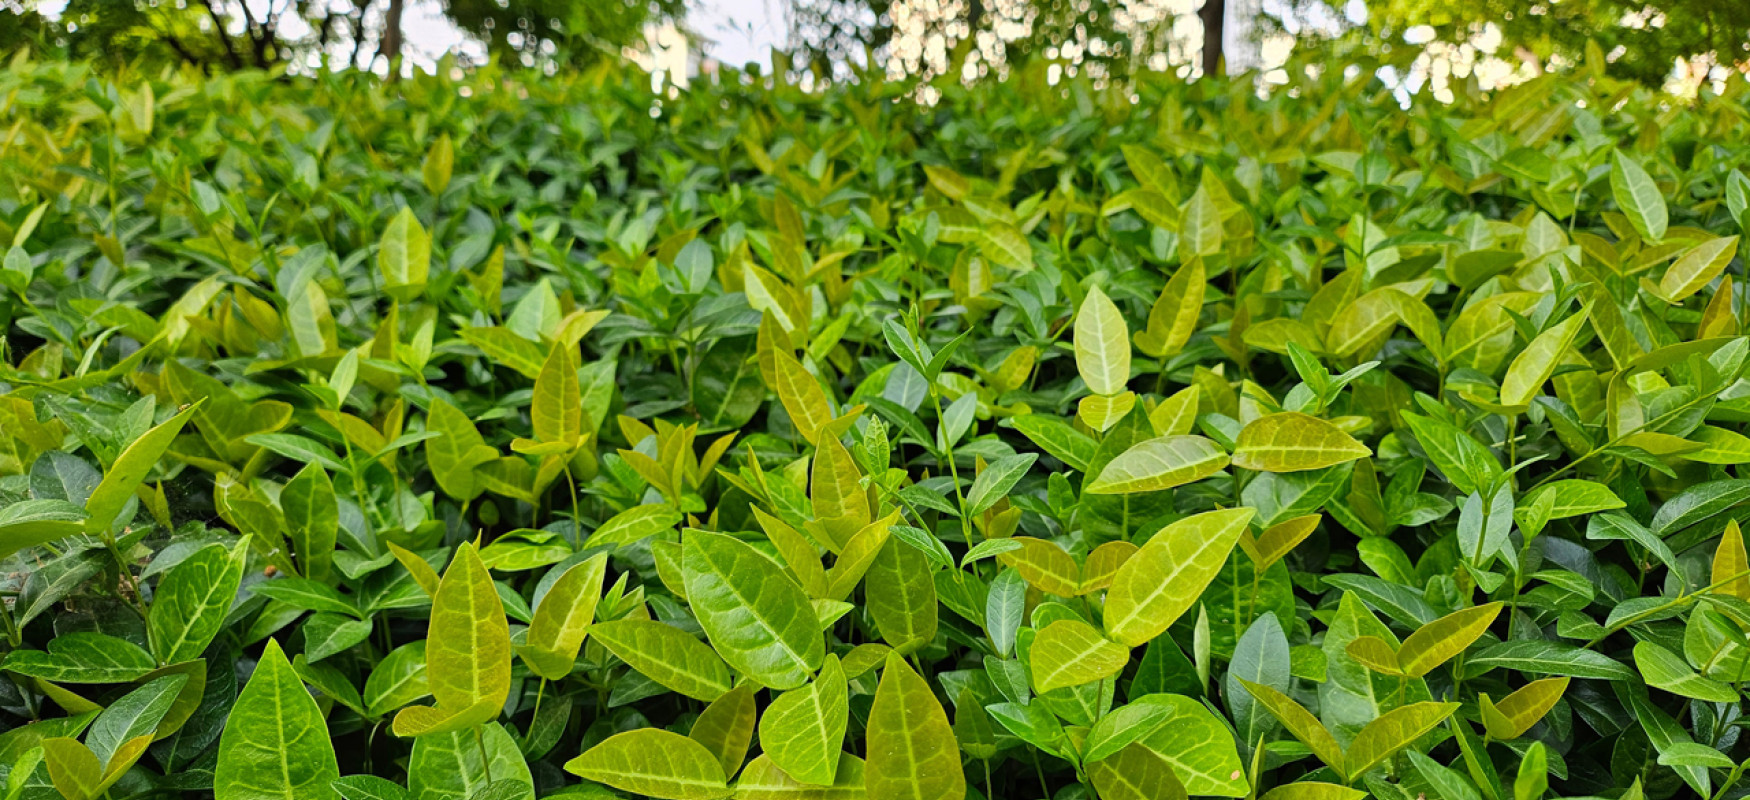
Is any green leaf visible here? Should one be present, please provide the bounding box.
[1634,641,1738,703]
[1344,702,1458,778]
[1009,415,1098,472]
[84,400,203,534]
[758,654,849,785]
[1,632,158,683]
[1226,612,1290,749]
[425,399,497,502]
[1610,151,1668,242]
[866,537,938,655]
[1106,508,1254,646]
[86,674,187,765]
[965,453,1037,515]
[1464,640,1635,681]
[591,619,733,702]
[148,536,249,665]
[379,207,431,302]
[1517,480,1623,520]
[0,499,87,562]
[515,553,607,680]
[332,776,409,800]
[281,463,337,582]
[683,529,824,690]
[564,729,732,800]
[867,652,964,800]
[215,639,340,800]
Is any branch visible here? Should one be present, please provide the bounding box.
[194,0,244,69]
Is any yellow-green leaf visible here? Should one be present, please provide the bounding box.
[85,400,203,534]
[1031,619,1130,694]
[1345,702,1459,778]
[1659,236,1738,302]
[735,754,865,800]
[516,553,607,680]
[42,738,103,800]
[759,654,849,786]
[1715,520,1750,601]
[1344,636,1401,676]
[592,619,733,701]
[1078,391,1139,433]
[378,207,430,303]
[1325,288,1401,358]
[1610,151,1667,242]
[690,684,757,780]
[1396,602,1501,678]
[1149,385,1201,436]
[1232,412,1371,473]
[565,729,732,800]
[1135,261,1205,359]
[1479,677,1569,739]
[1089,743,1189,800]
[997,537,1083,597]
[866,652,965,800]
[391,542,510,737]
[422,133,453,194]
[1259,784,1367,800]
[215,639,340,800]
[386,541,441,597]
[528,343,581,448]
[1501,310,1589,408]
[774,348,834,445]
[1240,514,1320,570]
[1237,679,1345,779]
[1087,435,1229,495]
[1106,508,1254,647]
[1075,285,1131,396]
[683,530,825,690]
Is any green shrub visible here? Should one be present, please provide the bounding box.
[2,54,1750,800]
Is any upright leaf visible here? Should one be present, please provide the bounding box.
[866,652,964,800]
[214,640,339,800]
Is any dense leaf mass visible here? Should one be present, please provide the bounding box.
[3,51,1750,800]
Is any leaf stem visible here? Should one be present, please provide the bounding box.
[475,724,494,787]
[1585,566,1750,649]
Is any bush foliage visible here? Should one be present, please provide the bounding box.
[3,53,1750,800]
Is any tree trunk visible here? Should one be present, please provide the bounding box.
[380,0,405,72]
[1199,0,1224,78]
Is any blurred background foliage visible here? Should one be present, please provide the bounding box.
[0,0,1745,101]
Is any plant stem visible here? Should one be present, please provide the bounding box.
[930,389,975,546]
[475,724,494,787]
